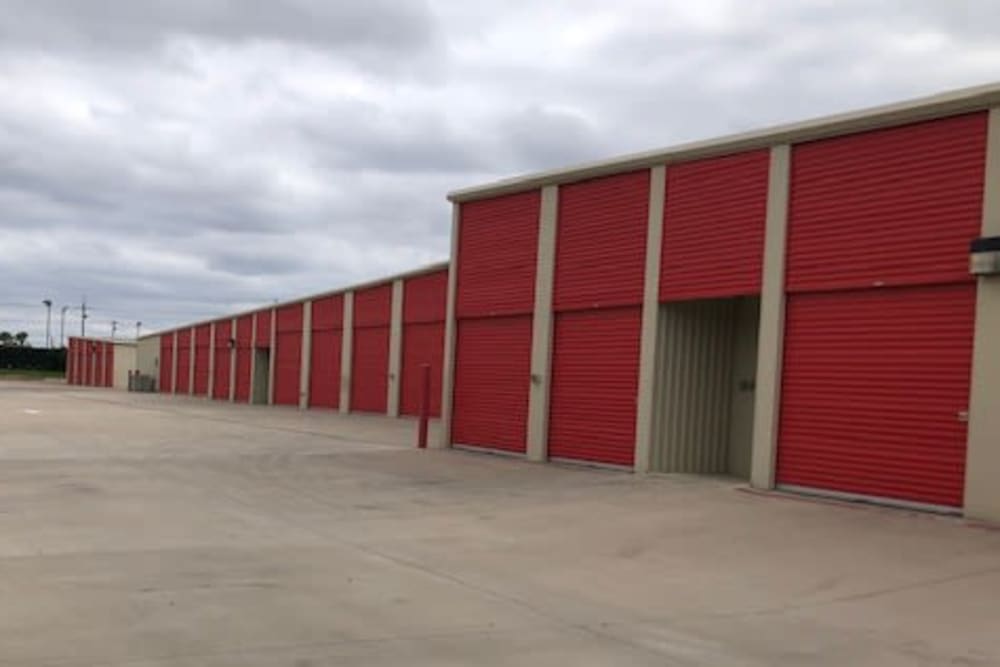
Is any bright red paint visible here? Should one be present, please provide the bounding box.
[213,320,232,400]
[400,321,444,417]
[175,329,191,393]
[104,342,114,387]
[354,284,392,327]
[273,303,303,406]
[255,309,272,347]
[660,149,770,301]
[159,334,174,393]
[452,315,532,453]
[350,326,389,413]
[309,294,344,409]
[403,270,447,323]
[555,171,649,311]
[234,316,253,402]
[193,324,211,395]
[786,113,987,292]
[777,284,976,507]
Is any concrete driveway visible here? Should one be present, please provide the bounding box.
[2,380,999,666]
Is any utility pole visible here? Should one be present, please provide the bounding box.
[42,299,52,348]
[80,296,87,337]
[60,306,69,347]
[111,320,118,341]
[136,321,142,340]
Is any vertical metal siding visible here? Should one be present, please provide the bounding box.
[254,309,272,347]
[400,321,444,417]
[548,306,641,465]
[554,171,649,311]
[274,304,303,406]
[660,150,770,301]
[234,316,253,402]
[175,330,191,393]
[309,294,343,409]
[786,113,987,292]
[350,326,389,413]
[104,342,114,387]
[212,320,232,400]
[777,284,976,508]
[654,300,736,473]
[193,324,211,395]
[404,270,448,323]
[452,315,532,453]
[456,192,539,318]
[159,335,173,393]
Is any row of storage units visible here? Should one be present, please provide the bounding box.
[441,88,1000,522]
[65,337,136,389]
[142,264,448,419]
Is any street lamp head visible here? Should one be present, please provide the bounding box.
[43,299,52,307]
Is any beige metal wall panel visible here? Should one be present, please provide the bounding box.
[728,297,760,479]
[655,300,736,473]
[965,107,1000,522]
[387,280,404,417]
[112,344,136,390]
[526,185,558,462]
[437,205,461,448]
[135,335,159,380]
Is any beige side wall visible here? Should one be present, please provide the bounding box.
[525,185,558,462]
[749,145,791,489]
[112,344,136,390]
[964,107,1000,522]
[135,335,159,380]
[387,279,404,417]
[437,204,461,448]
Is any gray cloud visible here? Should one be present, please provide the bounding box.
[1,0,999,344]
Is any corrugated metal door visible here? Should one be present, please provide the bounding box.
[401,270,447,417]
[452,193,539,451]
[274,304,303,406]
[193,324,211,395]
[453,315,532,452]
[548,307,641,466]
[777,113,986,508]
[159,335,173,393]
[104,342,114,387]
[234,316,253,402]
[309,294,343,409]
[91,342,102,387]
[255,309,272,348]
[213,320,231,400]
[176,330,191,393]
[660,150,770,301]
[351,285,391,413]
[66,339,75,384]
[777,285,976,507]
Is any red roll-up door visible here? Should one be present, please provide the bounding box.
[660,150,769,301]
[176,330,191,394]
[213,320,232,400]
[92,342,103,387]
[548,306,641,466]
[309,294,343,409]
[777,285,976,508]
[234,316,253,402]
[192,325,210,395]
[274,303,303,406]
[104,342,114,387]
[255,309,272,348]
[452,315,532,453]
[400,321,444,417]
[351,285,391,413]
[66,339,75,384]
[159,335,174,393]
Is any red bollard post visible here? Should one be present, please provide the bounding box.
[417,363,431,449]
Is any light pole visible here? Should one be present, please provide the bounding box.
[42,299,52,348]
[60,306,69,347]
[136,321,142,340]
[111,320,118,341]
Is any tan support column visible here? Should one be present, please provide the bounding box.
[750,144,792,489]
[187,326,195,395]
[525,185,559,462]
[387,279,404,417]
[248,312,257,404]
[964,107,1000,522]
[437,204,461,448]
[228,317,237,402]
[339,292,354,413]
[633,166,667,472]
[170,331,178,395]
[207,321,216,399]
[299,301,312,409]
[267,308,276,405]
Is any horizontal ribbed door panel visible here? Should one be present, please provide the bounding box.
[787,113,987,292]
[354,284,392,327]
[457,191,539,318]
[351,326,389,413]
[554,171,648,311]
[104,342,113,387]
[404,270,447,323]
[86,343,95,386]
[548,306,641,466]
[452,315,532,453]
[234,316,253,402]
[660,149,770,301]
[67,339,76,384]
[159,335,173,393]
[176,330,191,394]
[310,294,343,409]
[400,321,444,417]
[274,304,303,406]
[213,320,232,400]
[777,284,976,507]
[193,324,211,396]
[255,310,272,348]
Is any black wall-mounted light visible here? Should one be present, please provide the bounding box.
[971,236,1000,276]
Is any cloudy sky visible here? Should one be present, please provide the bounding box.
[1,1,998,345]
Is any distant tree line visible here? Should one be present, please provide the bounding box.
[0,332,65,371]
[0,331,30,347]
